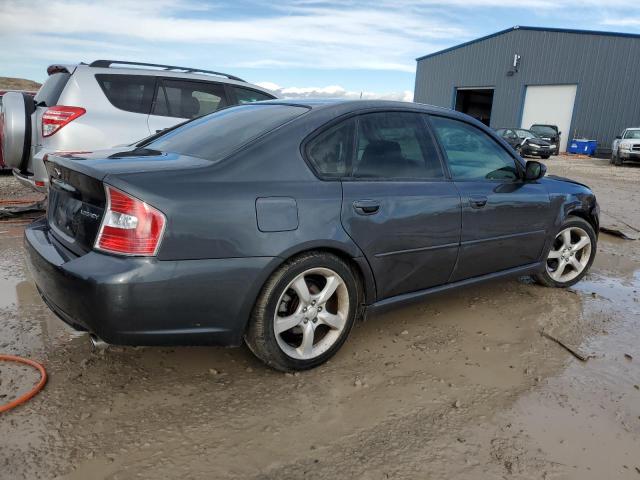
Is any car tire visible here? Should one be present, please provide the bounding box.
[245,252,360,371]
[614,153,623,166]
[534,216,597,288]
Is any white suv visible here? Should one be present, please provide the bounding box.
[1,60,277,191]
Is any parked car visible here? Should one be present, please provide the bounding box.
[0,60,277,191]
[611,128,640,166]
[25,100,599,371]
[495,128,554,159]
[530,124,561,155]
[0,90,36,170]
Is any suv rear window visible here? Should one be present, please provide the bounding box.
[233,86,275,104]
[145,104,308,162]
[34,72,70,107]
[95,74,155,114]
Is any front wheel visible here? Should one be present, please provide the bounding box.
[534,217,597,288]
[245,252,359,371]
[614,153,623,166]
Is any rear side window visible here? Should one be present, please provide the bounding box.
[152,80,228,119]
[352,112,443,179]
[306,119,355,178]
[34,72,70,107]
[95,74,155,114]
[233,86,275,104]
[430,115,518,181]
[145,104,308,162]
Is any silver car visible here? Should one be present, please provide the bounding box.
[1,60,277,191]
[611,127,640,166]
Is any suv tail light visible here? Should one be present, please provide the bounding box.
[95,186,166,256]
[42,106,86,137]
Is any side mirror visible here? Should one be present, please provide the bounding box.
[615,135,622,140]
[525,160,546,181]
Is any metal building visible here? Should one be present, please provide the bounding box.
[414,26,640,155]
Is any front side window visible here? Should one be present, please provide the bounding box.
[96,74,155,114]
[430,116,519,181]
[306,119,354,178]
[233,86,275,104]
[352,112,443,179]
[152,80,227,119]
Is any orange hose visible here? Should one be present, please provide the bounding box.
[0,355,47,413]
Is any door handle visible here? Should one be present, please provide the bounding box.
[469,195,488,208]
[353,200,380,215]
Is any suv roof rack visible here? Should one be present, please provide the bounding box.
[88,60,246,82]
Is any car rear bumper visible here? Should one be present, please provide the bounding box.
[13,168,47,192]
[25,217,276,346]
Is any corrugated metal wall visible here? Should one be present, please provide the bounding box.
[414,28,640,153]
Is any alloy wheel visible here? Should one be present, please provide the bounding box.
[546,226,592,283]
[274,267,350,360]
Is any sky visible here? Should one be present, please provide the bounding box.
[1,0,640,101]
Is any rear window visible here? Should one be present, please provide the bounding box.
[34,72,70,107]
[145,104,308,162]
[95,74,155,114]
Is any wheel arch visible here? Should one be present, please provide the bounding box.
[565,207,599,236]
[239,243,377,340]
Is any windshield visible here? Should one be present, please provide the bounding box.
[530,125,556,136]
[623,130,640,140]
[515,129,538,139]
[144,104,309,162]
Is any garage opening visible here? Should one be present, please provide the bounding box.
[454,88,494,126]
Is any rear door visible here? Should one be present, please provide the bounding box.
[148,79,230,134]
[429,115,551,281]
[334,111,461,300]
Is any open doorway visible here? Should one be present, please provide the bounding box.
[454,88,494,126]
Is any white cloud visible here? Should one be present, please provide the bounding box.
[256,82,413,102]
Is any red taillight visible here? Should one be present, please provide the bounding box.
[95,186,166,256]
[42,106,86,137]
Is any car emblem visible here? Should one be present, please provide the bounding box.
[54,167,62,177]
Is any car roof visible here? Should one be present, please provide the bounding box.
[254,98,455,115]
[47,61,276,96]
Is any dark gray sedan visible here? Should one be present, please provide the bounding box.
[25,100,599,371]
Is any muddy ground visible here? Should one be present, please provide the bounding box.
[0,158,639,479]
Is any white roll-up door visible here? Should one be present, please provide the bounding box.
[520,85,577,153]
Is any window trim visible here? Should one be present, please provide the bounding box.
[301,107,450,182]
[427,113,526,183]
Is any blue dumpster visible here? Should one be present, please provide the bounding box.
[567,139,598,155]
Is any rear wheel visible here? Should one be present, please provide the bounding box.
[534,217,596,288]
[1,92,35,171]
[245,252,359,371]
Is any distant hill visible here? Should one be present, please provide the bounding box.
[0,77,41,92]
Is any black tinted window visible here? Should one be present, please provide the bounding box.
[430,116,518,181]
[352,112,443,179]
[146,104,307,162]
[233,87,275,104]
[35,72,70,107]
[306,119,354,178]
[96,74,155,114]
[152,80,228,119]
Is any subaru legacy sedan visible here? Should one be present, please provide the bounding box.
[25,100,598,371]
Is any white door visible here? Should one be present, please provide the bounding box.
[520,85,577,153]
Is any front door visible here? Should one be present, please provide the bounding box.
[429,115,551,281]
[338,111,461,300]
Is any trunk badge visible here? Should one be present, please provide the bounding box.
[54,167,62,177]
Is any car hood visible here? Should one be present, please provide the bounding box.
[525,137,552,146]
[546,174,591,189]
